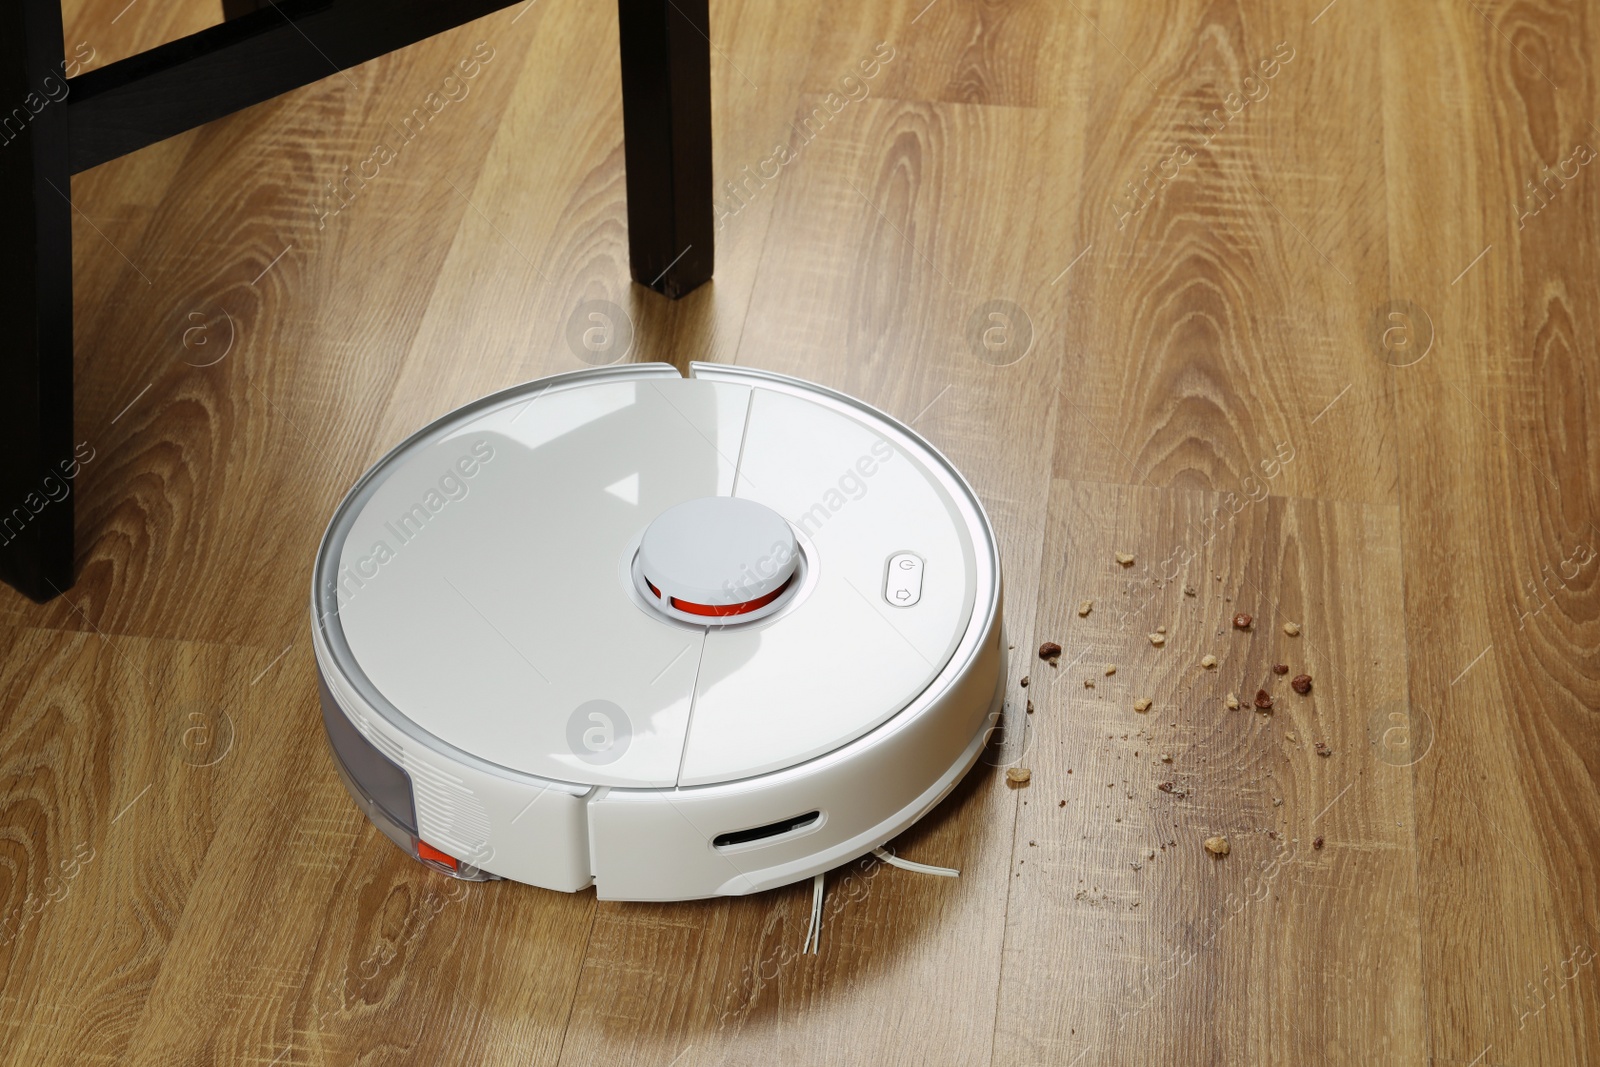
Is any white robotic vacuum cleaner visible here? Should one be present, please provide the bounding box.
[311,363,1004,900]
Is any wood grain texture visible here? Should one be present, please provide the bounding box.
[1,0,1595,1062]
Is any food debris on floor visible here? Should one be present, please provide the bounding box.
[1254,689,1274,711]
[1273,663,1289,675]
[1104,664,1117,676]
[1078,599,1093,617]
[1313,836,1325,850]
[1292,673,1313,694]
[1204,835,1231,856]
[1283,621,1302,636]
[1233,612,1253,630]
[1039,642,1062,664]
[1026,699,1034,714]
[1116,552,1135,566]
[1134,698,1152,713]
[1201,654,1217,669]
[1083,678,1095,688]
[1149,633,1166,647]
[1006,767,1032,785]
[1184,585,1197,597]
[1226,692,1240,710]
[1159,753,1172,763]
[1284,731,1298,743]
[1020,675,1030,687]
[1314,742,1332,757]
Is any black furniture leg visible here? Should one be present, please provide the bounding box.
[616,0,713,299]
[0,0,75,602]
[0,0,707,603]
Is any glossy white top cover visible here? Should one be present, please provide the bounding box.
[324,364,982,790]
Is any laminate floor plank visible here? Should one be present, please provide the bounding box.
[1380,2,1600,1064]
[1,0,1595,1063]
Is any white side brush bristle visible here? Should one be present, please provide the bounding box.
[872,846,960,878]
[802,872,825,954]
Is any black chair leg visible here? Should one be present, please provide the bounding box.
[617,0,713,299]
[0,0,712,601]
[0,0,76,603]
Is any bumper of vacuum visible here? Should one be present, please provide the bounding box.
[314,606,1004,900]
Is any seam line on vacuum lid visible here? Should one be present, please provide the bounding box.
[730,381,758,495]
[674,636,711,786]
[647,379,748,485]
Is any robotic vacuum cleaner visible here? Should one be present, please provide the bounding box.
[311,363,1004,900]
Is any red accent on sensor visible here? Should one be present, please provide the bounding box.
[664,575,795,618]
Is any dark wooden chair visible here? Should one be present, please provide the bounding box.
[0,0,713,601]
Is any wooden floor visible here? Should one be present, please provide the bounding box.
[3,0,1597,1062]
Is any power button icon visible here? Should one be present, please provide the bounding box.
[884,553,924,607]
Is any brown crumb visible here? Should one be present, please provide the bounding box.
[1083,678,1095,688]
[1157,625,1167,634]
[1157,781,1175,793]
[1225,692,1240,710]
[1148,633,1166,647]
[1204,835,1230,857]
[1019,675,1029,688]
[1314,742,1332,758]
[1104,664,1117,676]
[1291,673,1313,695]
[1284,731,1297,743]
[1116,552,1136,566]
[1134,698,1152,713]
[1058,799,1066,807]
[1273,663,1289,675]
[1254,689,1274,711]
[1005,767,1032,785]
[1283,621,1301,636]
[1026,699,1034,714]
[1184,585,1197,597]
[1039,642,1062,663]
[1201,654,1217,669]
[1159,753,1173,763]
[1232,613,1253,630]
[1078,599,1093,617]
[1313,836,1325,850]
